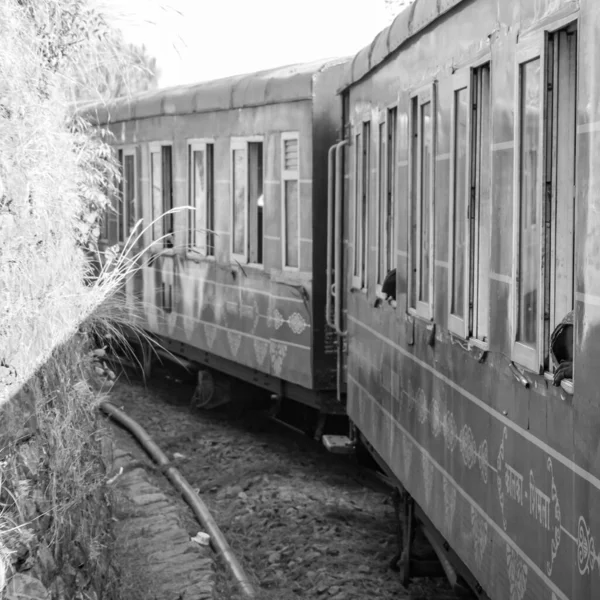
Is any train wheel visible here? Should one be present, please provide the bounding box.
[140,338,153,381]
[400,496,414,586]
[399,554,409,587]
[191,370,215,409]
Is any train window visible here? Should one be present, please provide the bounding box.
[352,121,370,291]
[101,147,127,244]
[231,142,247,259]
[513,23,577,375]
[150,149,161,243]
[282,133,299,269]
[376,109,398,296]
[149,143,173,248]
[123,149,137,240]
[362,122,370,290]
[544,23,577,380]
[117,149,125,243]
[162,146,174,248]
[517,57,541,358]
[449,83,468,330]
[100,207,109,242]
[448,63,491,341]
[409,101,418,309]
[188,140,214,258]
[408,84,436,319]
[376,121,386,287]
[386,107,397,285]
[230,138,264,264]
[471,65,492,342]
[107,148,123,244]
[248,142,263,265]
[352,130,363,288]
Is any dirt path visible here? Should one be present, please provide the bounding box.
[107,370,455,600]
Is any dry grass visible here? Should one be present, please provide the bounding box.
[0,0,115,403]
[0,0,175,404]
[0,0,171,597]
[0,338,118,597]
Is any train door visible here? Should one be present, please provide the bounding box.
[326,93,350,402]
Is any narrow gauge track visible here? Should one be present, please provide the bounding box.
[106,364,463,600]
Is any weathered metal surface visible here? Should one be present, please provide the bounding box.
[339,0,467,91]
[310,62,346,390]
[83,59,347,126]
[342,0,593,599]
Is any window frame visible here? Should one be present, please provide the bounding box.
[148,140,174,249]
[448,57,492,343]
[511,34,546,372]
[281,131,300,271]
[386,104,398,295]
[352,120,371,293]
[111,145,139,245]
[120,144,141,243]
[230,136,264,266]
[543,19,578,379]
[376,117,387,289]
[187,138,215,261]
[352,129,363,291]
[100,197,110,242]
[448,69,472,338]
[407,82,437,321]
[101,148,121,244]
[376,105,399,298]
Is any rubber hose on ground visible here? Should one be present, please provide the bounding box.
[100,401,256,599]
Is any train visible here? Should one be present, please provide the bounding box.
[84,0,600,598]
[88,58,350,431]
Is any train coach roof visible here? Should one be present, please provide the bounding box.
[82,57,348,124]
[340,0,466,91]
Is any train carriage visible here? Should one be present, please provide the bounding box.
[88,58,348,421]
[331,0,600,598]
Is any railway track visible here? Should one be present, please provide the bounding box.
[105,363,469,600]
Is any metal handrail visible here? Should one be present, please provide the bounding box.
[334,140,348,337]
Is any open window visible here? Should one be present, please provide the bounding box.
[377,120,386,287]
[103,149,123,244]
[376,108,398,304]
[386,108,397,285]
[544,22,577,387]
[282,133,299,269]
[188,140,215,258]
[448,62,492,343]
[231,138,264,265]
[512,22,577,381]
[105,147,138,245]
[122,148,138,241]
[149,142,173,248]
[352,121,370,291]
[408,84,436,319]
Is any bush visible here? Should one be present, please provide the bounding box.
[0,0,159,596]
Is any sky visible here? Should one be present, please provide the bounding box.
[98,0,394,88]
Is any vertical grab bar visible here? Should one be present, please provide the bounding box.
[326,143,337,330]
[334,140,348,337]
